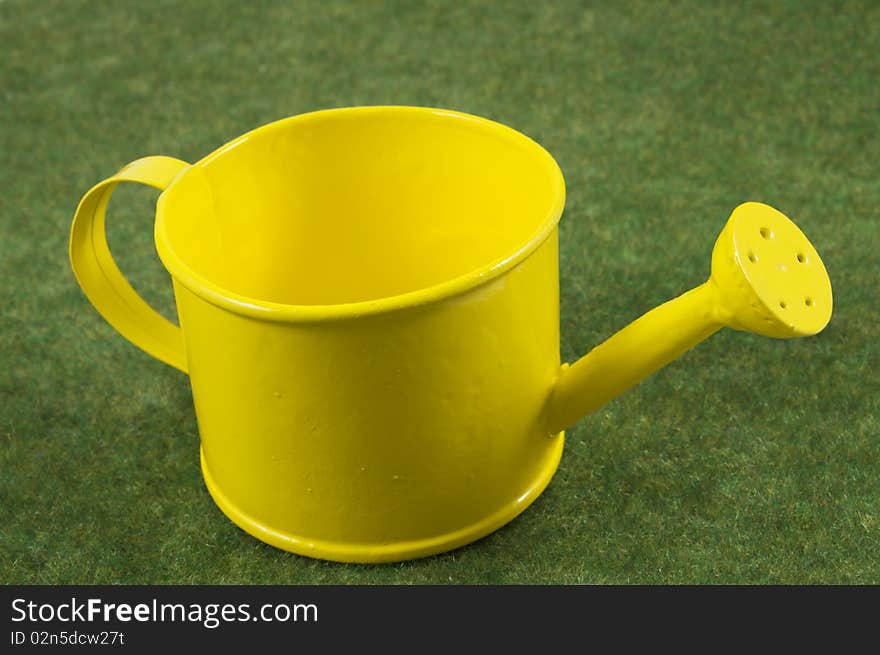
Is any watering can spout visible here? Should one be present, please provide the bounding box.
[545,202,832,434]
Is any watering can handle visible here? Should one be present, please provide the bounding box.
[69,156,191,373]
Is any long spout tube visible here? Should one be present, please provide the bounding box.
[546,202,832,434]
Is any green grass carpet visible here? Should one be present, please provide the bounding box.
[1,0,878,584]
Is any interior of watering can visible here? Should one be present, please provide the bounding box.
[159,109,564,306]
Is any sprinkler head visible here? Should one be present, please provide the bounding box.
[710,202,832,338]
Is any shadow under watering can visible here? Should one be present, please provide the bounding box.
[69,107,832,562]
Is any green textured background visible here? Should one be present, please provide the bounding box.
[1,0,877,584]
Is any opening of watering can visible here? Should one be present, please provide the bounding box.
[157,107,565,314]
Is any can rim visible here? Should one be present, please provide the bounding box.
[155,106,566,322]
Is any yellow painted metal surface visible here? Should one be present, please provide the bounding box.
[69,107,832,562]
[546,201,833,431]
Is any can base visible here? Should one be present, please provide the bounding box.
[199,436,565,563]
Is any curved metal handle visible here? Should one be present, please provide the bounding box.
[69,156,191,373]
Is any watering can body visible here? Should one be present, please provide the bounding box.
[70,107,831,563]
[175,233,565,562]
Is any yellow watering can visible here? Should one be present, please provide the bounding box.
[69,107,832,563]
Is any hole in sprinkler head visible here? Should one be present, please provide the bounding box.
[747,252,757,263]
[805,297,814,307]
[797,253,806,263]
[760,227,772,239]
[779,301,787,309]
